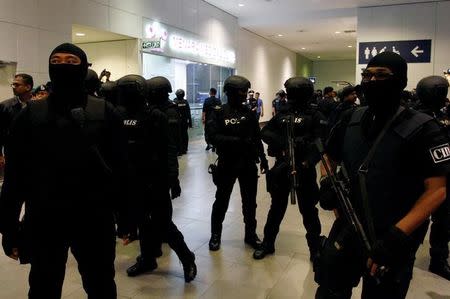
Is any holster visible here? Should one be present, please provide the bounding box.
[208,161,220,186]
[266,160,289,193]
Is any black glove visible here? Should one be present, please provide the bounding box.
[2,231,19,257]
[370,226,412,268]
[170,179,182,199]
[260,157,269,173]
[116,216,135,240]
[319,176,338,210]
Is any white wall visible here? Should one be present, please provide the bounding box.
[0,0,297,107]
[312,60,356,91]
[357,1,450,90]
[77,40,140,81]
[237,29,297,123]
[0,0,239,99]
[0,63,17,101]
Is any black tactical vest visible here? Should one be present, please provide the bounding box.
[24,96,112,214]
[342,107,432,240]
[214,104,259,162]
[267,107,320,162]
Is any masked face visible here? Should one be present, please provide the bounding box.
[49,52,86,96]
[361,67,401,116]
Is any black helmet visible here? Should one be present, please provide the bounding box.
[98,80,117,104]
[85,69,101,96]
[284,77,314,105]
[276,89,286,97]
[116,74,147,109]
[146,76,172,105]
[147,76,172,94]
[416,76,449,110]
[223,75,251,94]
[175,89,185,98]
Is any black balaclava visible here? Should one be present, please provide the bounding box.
[416,76,449,112]
[49,43,88,106]
[361,52,407,117]
[223,75,250,108]
[284,77,314,110]
[146,76,172,106]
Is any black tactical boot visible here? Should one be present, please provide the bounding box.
[429,258,450,280]
[182,252,197,283]
[209,233,221,251]
[126,255,158,277]
[244,233,262,249]
[253,242,275,260]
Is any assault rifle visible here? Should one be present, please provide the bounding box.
[283,114,298,205]
[315,138,387,283]
[315,139,371,252]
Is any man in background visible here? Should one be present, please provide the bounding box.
[202,88,222,151]
[0,73,34,170]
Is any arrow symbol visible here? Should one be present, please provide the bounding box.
[411,46,424,57]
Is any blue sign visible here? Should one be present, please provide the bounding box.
[359,39,431,64]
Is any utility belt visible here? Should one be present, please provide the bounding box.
[208,156,257,186]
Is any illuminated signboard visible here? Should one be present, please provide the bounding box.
[142,40,162,50]
[169,35,235,64]
[143,21,236,65]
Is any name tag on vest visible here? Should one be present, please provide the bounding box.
[430,143,450,163]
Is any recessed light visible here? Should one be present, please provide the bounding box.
[301,47,306,50]
[277,34,283,37]
[335,31,341,34]
[75,33,85,37]
[238,3,244,7]
[347,45,353,48]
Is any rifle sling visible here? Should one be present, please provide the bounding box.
[357,106,404,245]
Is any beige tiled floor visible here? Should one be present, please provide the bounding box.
[0,138,449,298]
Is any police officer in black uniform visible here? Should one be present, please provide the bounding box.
[114,74,157,272]
[0,43,129,299]
[315,52,450,298]
[203,88,222,151]
[99,80,118,106]
[127,76,196,283]
[85,68,101,97]
[207,75,269,251]
[173,89,192,155]
[247,90,258,117]
[271,89,287,116]
[415,75,450,280]
[254,77,326,260]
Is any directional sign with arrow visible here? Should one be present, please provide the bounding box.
[359,39,432,64]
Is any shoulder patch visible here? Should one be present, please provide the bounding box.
[429,143,450,164]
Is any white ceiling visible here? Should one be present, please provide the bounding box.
[204,0,438,61]
[72,24,134,44]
